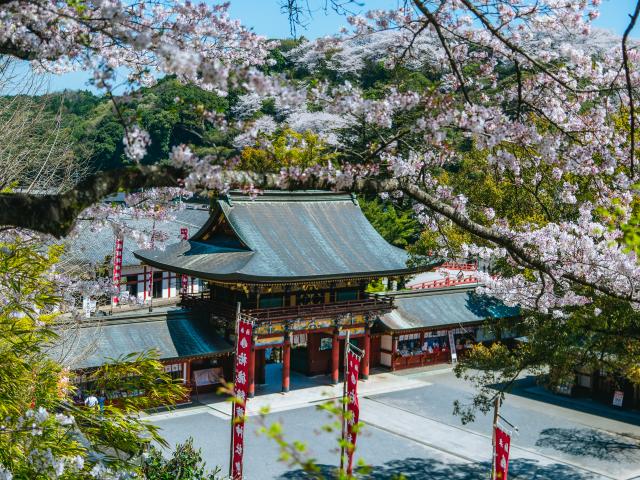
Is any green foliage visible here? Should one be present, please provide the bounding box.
[2,77,230,172]
[365,278,385,293]
[239,128,337,173]
[359,197,419,248]
[454,294,640,423]
[143,438,221,480]
[0,239,187,478]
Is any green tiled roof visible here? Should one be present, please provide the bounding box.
[135,191,441,283]
[50,311,232,369]
[378,286,520,331]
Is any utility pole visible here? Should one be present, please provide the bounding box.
[490,396,500,480]
[229,302,241,479]
[339,330,350,475]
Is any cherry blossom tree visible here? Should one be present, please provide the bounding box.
[0,0,638,304]
[1,0,639,308]
[0,0,639,419]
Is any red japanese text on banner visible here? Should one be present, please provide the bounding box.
[494,426,511,480]
[231,319,253,480]
[346,350,361,475]
[180,228,189,294]
[112,237,124,304]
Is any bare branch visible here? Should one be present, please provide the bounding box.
[413,0,471,104]
[622,0,640,177]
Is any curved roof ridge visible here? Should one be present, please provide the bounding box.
[222,190,356,203]
[135,190,441,282]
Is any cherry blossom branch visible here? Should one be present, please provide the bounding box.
[413,0,471,104]
[0,165,187,237]
[0,165,633,304]
[455,0,613,95]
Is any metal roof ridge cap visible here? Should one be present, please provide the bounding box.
[58,316,170,330]
[224,190,353,202]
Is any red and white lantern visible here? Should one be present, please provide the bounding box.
[493,426,511,480]
[112,236,124,305]
[231,318,253,480]
[345,349,361,475]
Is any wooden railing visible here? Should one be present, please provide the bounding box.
[245,297,394,322]
[440,261,478,271]
[181,293,394,323]
[410,275,479,290]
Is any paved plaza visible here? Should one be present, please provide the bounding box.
[147,366,640,479]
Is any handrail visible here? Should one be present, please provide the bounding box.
[245,297,394,322]
[440,261,478,271]
[410,276,479,290]
[180,294,394,323]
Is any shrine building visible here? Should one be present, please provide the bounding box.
[134,191,442,395]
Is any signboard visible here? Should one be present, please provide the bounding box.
[254,335,284,347]
[345,349,361,476]
[112,236,124,305]
[448,330,457,363]
[291,318,333,331]
[231,318,253,480]
[493,426,511,480]
[180,228,189,294]
[613,390,624,407]
[193,367,223,386]
[292,333,307,347]
[339,327,365,337]
[320,337,333,351]
[82,297,97,318]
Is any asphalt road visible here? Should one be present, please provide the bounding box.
[148,369,640,479]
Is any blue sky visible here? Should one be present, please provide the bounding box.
[39,0,640,92]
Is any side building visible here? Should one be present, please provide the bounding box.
[374,286,520,371]
[51,310,234,403]
[61,202,210,309]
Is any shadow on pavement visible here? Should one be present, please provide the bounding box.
[536,427,640,460]
[277,457,599,479]
[496,376,640,427]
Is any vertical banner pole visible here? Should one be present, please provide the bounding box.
[112,235,124,306]
[148,220,156,312]
[146,267,153,311]
[491,396,500,480]
[340,330,350,474]
[180,228,189,295]
[230,303,252,480]
[229,302,241,479]
[345,337,362,477]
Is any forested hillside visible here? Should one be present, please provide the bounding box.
[4,34,457,174]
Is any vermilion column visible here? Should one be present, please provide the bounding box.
[331,332,340,384]
[248,344,256,398]
[363,329,371,380]
[282,337,291,393]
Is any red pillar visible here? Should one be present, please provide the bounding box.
[331,332,340,384]
[282,337,291,393]
[185,360,192,400]
[363,329,371,380]
[248,344,256,398]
